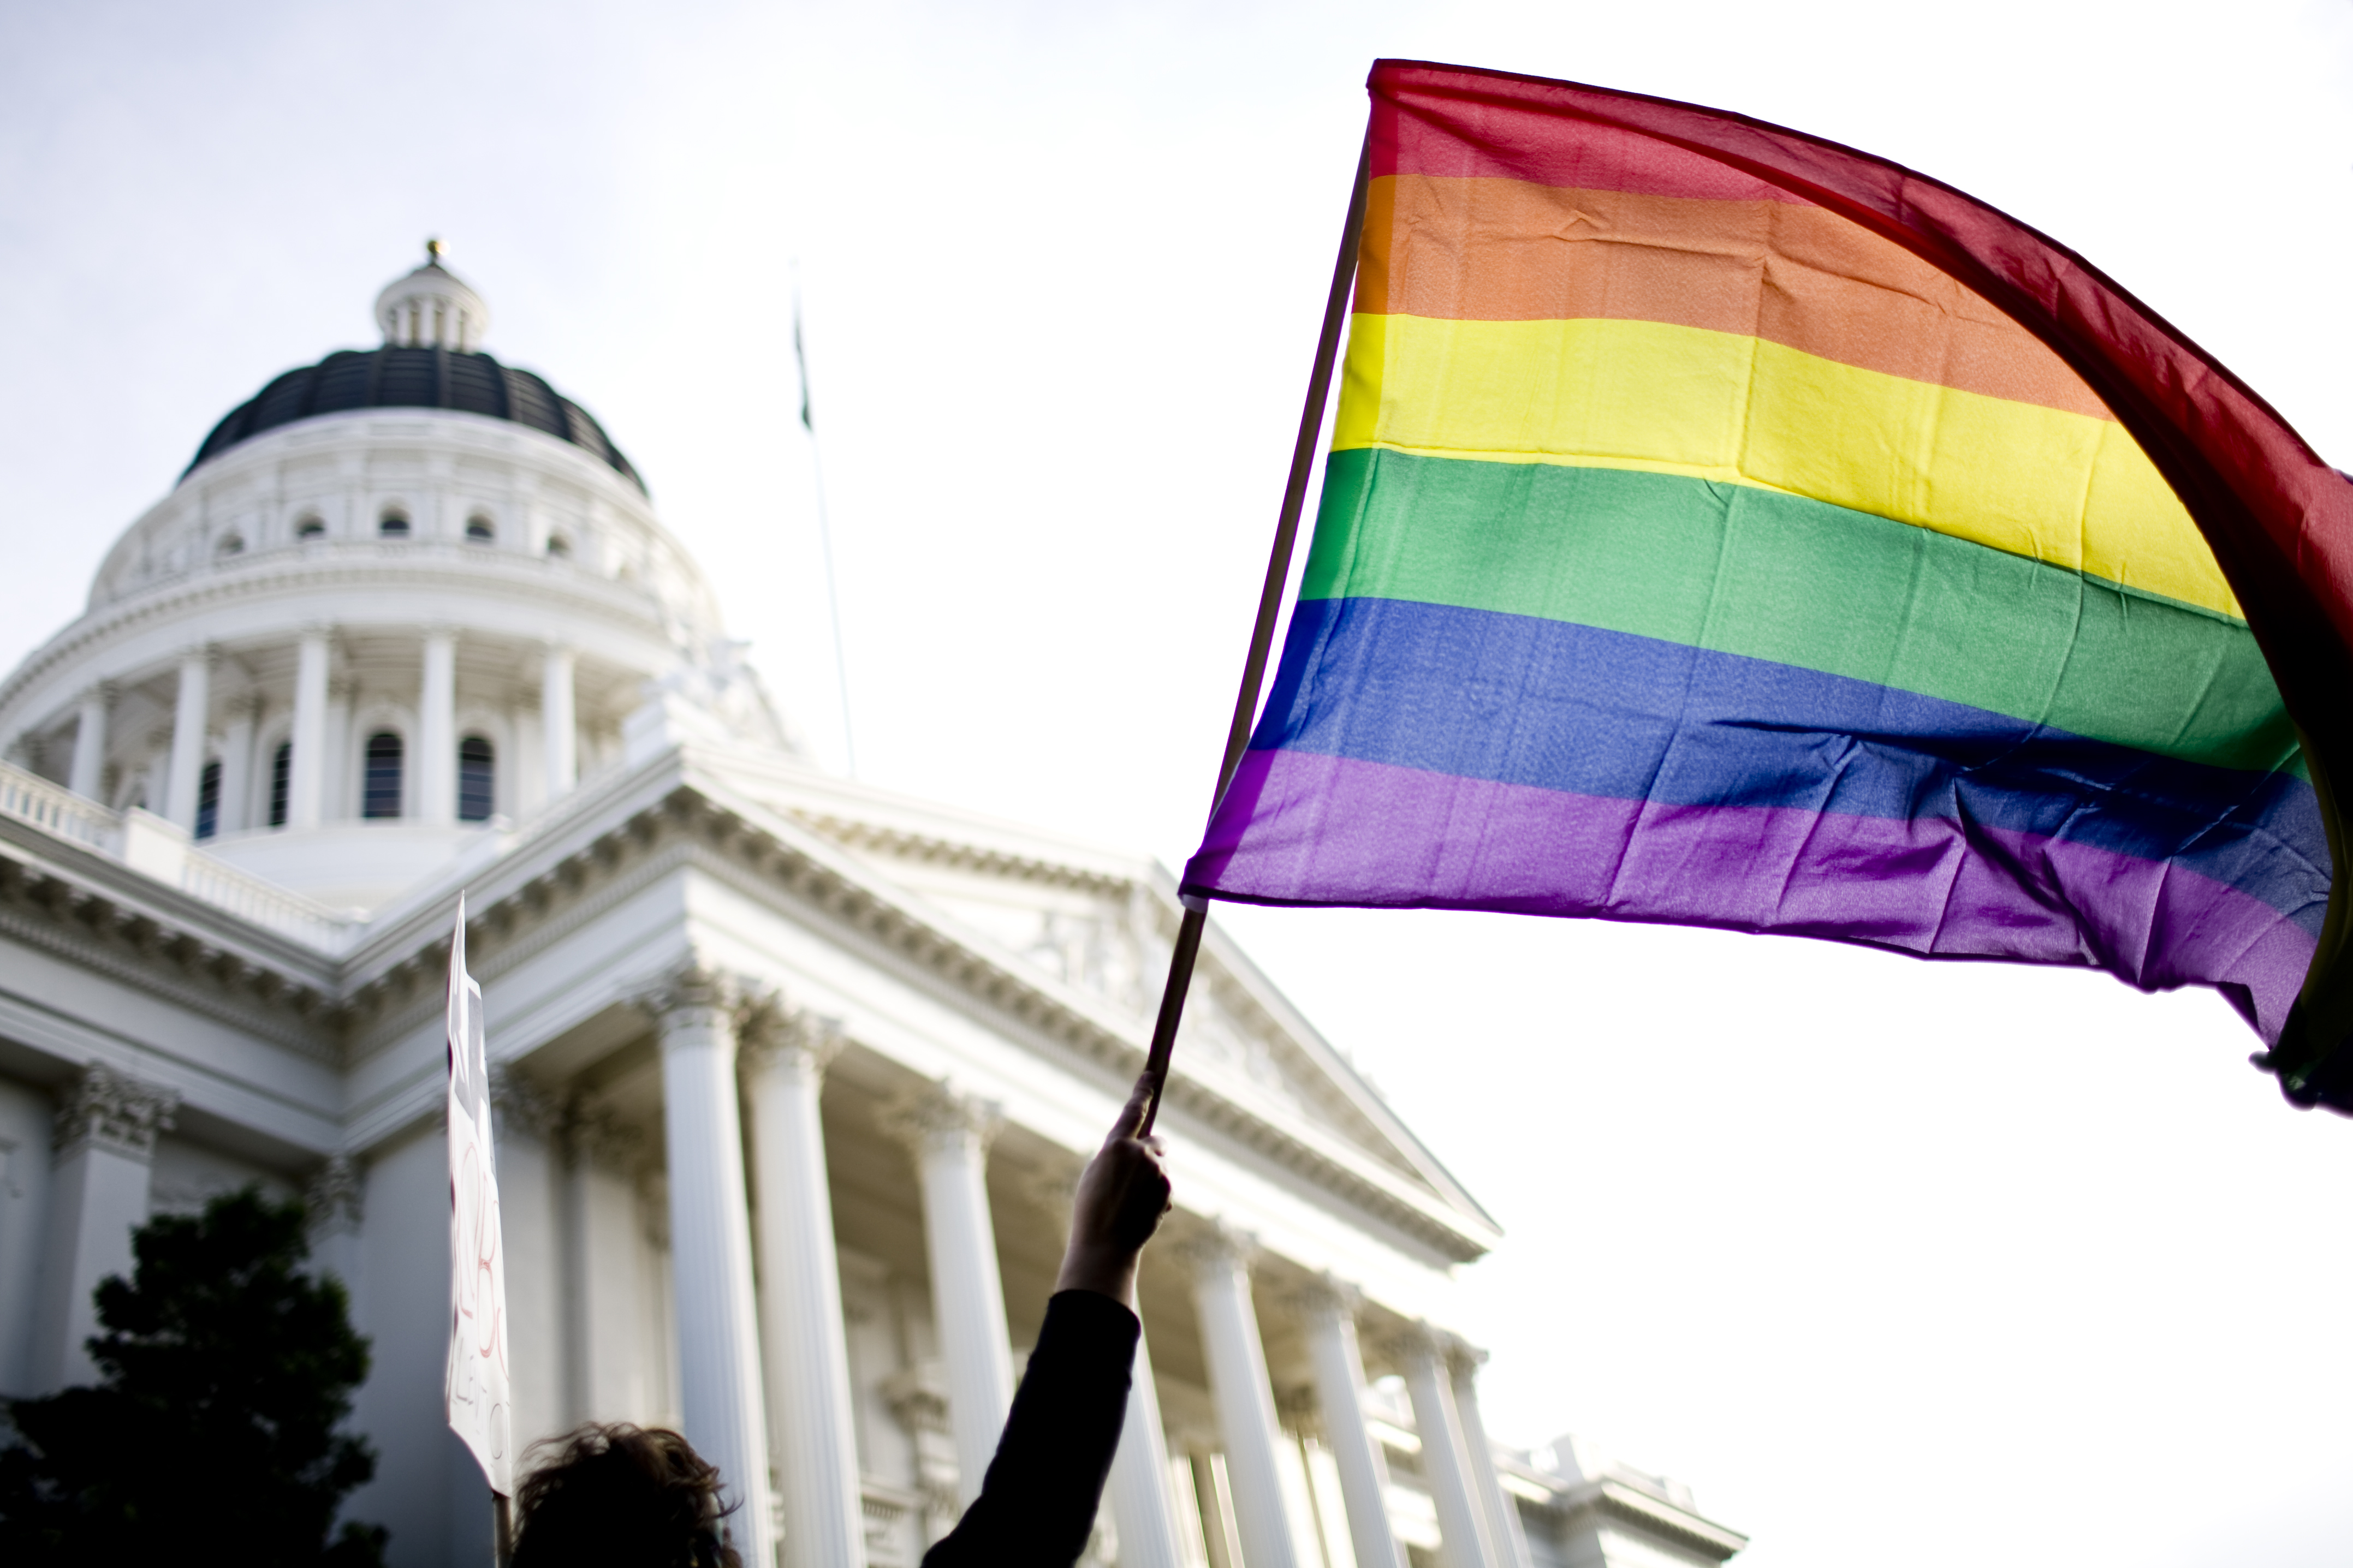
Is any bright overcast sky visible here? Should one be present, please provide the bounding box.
[5,3,2352,1565]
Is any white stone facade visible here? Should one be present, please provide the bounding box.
[0,257,1745,1568]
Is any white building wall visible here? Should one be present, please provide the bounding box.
[342,1122,481,1568]
[0,1076,55,1398]
[495,1116,566,1463]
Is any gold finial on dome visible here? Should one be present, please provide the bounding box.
[426,237,447,265]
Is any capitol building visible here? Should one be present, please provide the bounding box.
[0,249,1747,1568]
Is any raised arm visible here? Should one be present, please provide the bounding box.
[922,1076,1173,1568]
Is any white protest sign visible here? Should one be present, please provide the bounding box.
[444,893,513,1495]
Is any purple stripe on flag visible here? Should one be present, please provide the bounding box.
[1185,749,2315,1040]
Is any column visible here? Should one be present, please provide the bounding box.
[1298,1279,1405,1568]
[288,628,330,829]
[1396,1326,1494,1568]
[741,1004,864,1568]
[163,648,211,833]
[68,685,110,802]
[304,1154,365,1292]
[1108,1323,1187,1568]
[419,628,456,826]
[216,696,256,837]
[1187,1446,1244,1568]
[29,1064,180,1390]
[885,1081,1013,1509]
[1448,1343,1533,1568]
[1024,1165,1186,1568]
[560,1107,645,1427]
[323,677,353,820]
[1181,1225,1299,1568]
[542,645,577,803]
[560,1115,597,1427]
[649,970,778,1568]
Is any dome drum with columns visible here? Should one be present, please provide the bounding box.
[0,252,1745,1568]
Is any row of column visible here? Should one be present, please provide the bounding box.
[1198,1243,1531,1568]
[61,633,581,828]
[644,967,1526,1568]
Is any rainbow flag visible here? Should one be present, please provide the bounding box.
[1183,62,2353,1091]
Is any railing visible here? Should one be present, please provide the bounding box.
[0,760,360,952]
[0,760,121,851]
[178,845,361,952]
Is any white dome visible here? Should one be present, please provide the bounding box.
[0,254,797,914]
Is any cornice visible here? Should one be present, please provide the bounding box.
[0,864,342,1061]
[800,814,1134,898]
[0,742,1499,1261]
[0,546,674,725]
[1549,1478,1750,1558]
[656,771,1498,1262]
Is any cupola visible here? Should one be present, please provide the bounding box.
[373,238,490,351]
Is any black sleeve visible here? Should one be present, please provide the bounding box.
[922,1289,1141,1568]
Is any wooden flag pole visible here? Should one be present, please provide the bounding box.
[1138,131,1373,1137]
[494,1492,514,1566]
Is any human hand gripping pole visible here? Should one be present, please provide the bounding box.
[1054,1076,1174,1308]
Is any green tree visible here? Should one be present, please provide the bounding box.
[0,1187,389,1565]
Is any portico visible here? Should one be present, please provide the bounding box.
[0,250,1751,1568]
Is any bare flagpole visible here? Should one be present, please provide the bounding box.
[1137,132,1372,1137]
[795,275,858,778]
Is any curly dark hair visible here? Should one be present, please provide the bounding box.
[509,1424,742,1568]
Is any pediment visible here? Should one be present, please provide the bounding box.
[694,746,1496,1235]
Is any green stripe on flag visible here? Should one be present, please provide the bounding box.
[1300,447,2300,776]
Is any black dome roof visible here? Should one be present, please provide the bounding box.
[185,345,645,493]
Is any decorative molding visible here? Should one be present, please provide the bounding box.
[734,988,846,1080]
[0,544,677,734]
[0,899,337,1060]
[881,1364,952,1436]
[568,1104,645,1174]
[1174,1218,1258,1280]
[798,813,1131,898]
[878,1079,1003,1162]
[639,961,734,1028]
[306,1153,365,1234]
[347,826,691,1060]
[3,756,1498,1262]
[349,776,1493,1261]
[1285,1271,1366,1328]
[54,1061,181,1161]
[1552,1479,1751,1560]
[489,1062,562,1140]
[1377,1318,1452,1375]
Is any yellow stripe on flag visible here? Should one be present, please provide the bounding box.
[1334,312,2238,618]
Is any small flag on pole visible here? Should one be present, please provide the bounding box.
[1174,60,2353,1106]
[444,893,512,1495]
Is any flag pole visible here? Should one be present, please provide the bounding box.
[1138,130,1372,1137]
[494,1493,514,1566]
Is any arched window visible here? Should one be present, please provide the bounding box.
[363,731,404,818]
[457,737,495,822]
[466,515,496,544]
[295,515,325,540]
[378,510,411,539]
[268,742,292,826]
[195,760,222,840]
[215,534,243,557]
[545,533,572,559]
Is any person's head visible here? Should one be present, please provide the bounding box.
[510,1423,741,1568]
